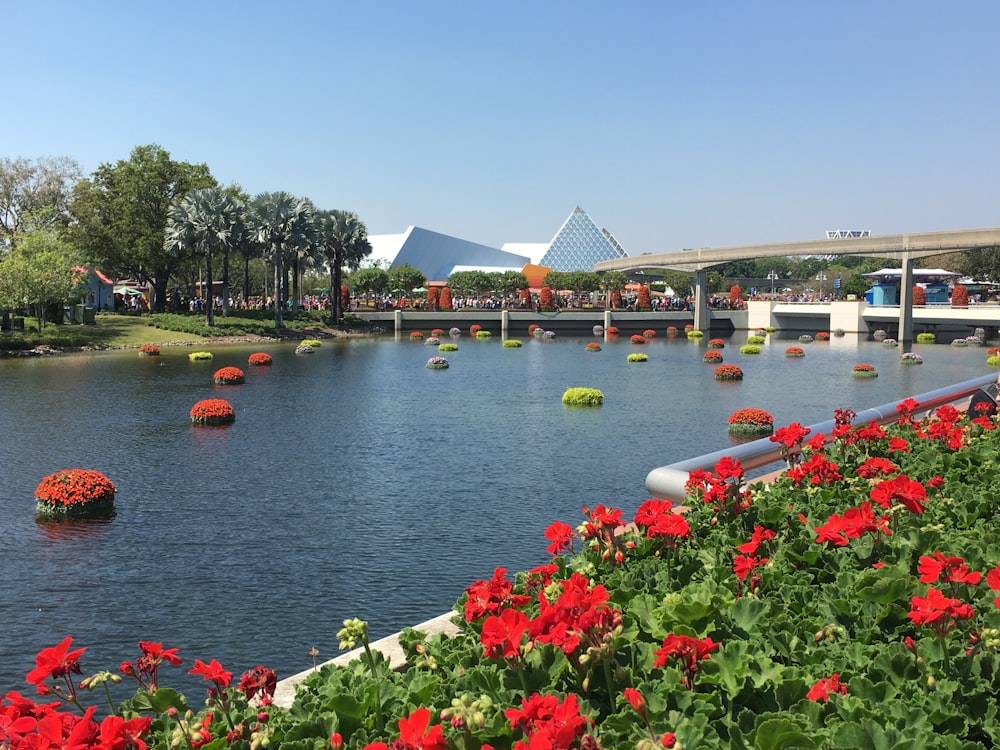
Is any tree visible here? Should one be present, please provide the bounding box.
[660,270,693,298]
[164,188,246,327]
[0,155,81,249]
[447,270,492,297]
[388,264,426,298]
[0,228,84,331]
[69,145,216,311]
[953,246,1000,281]
[601,270,627,294]
[248,192,314,329]
[314,209,372,322]
[349,266,389,297]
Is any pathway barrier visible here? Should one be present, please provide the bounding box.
[645,373,999,502]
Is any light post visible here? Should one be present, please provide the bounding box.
[816,272,828,297]
[767,270,779,298]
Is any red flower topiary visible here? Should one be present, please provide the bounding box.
[951,284,969,308]
[643,329,656,338]
[636,285,651,311]
[190,399,236,426]
[630,334,646,344]
[138,344,160,356]
[703,350,723,363]
[785,347,805,358]
[728,408,774,438]
[714,364,743,381]
[213,366,245,385]
[912,285,926,306]
[248,352,272,366]
[707,339,725,348]
[439,286,453,311]
[539,286,554,310]
[35,469,116,517]
[606,326,620,335]
[730,285,743,307]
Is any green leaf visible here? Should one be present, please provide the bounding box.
[752,717,816,750]
[126,687,190,715]
[730,597,771,635]
[854,569,915,605]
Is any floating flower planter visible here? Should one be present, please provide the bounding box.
[431,328,445,336]
[798,335,813,343]
[449,327,462,336]
[881,339,898,347]
[686,329,704,338]
[35,469,115,519]
[138,344,160,357]
[703,350,723,363]
[643,329,656,338]
[592,325,604,335]
[684,324,694,331]
[747,335,766,345]
[425,356,449,369]
[707,339,725,348]
[966,335,983,346]
[833,328,845,337]
[754,328,767,337]
[528,324,541,335]
[740,344,762,355]
[189,351,214,361]
[409,331,424,340]
[542,330,555,338]
[190,398,235,426]
[916,333,936,344]
[987,355,1000,367]
[585,342,601,352]
[872,330,887,341]
[606,326,620,335]
[666,326,678,335]
[815,332,830,341]
[727,408,774,439]
[300,339,322,348]
[438,343,458,352]
[248,352,272,366]
[765,326,776,333]
[951,338,968,347]
[561,387,603,406]
[714,364,743,381]
[213,366,245,385]
[785,347,805,358]
[901,352,923,365]
[502,339,523,348]
[989,347,1000,356]
[630,334,646,344]
[627,352,648,362]
[476,330,492,339]
[294,344,314,354]
[425,337,440,345]
[470,325,482,336]
[852,363,878,378]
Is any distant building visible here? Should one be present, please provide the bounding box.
[367,206,629,280]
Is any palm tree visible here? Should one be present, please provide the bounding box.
[164,188,246,327]
[248,192,314,329]
[314,209,372,322]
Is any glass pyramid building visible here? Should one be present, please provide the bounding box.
[539,206,629,271]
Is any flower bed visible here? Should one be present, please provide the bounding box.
[815,331,830,341]
[35,469,115,519]
[643,329,656,338]
[916,332,936,344]
[138,344,160,357]
[901,352,924,365]
[881,338,898,347]
[727,407,774,438]
[746,335,766,345]
[707,338,725,348]
[449,327,462,336]
[425,357,449,369]
[438,343,459,352]
[606,326,620,335]
[431,328,445,336]
[248,352,273,366]
[798,335,813,343]
[476,330,492,339]
[703,350,723,363]
[852,363,878,378]
[686,329,704,338]
[627,352,648,363]
[409,331,424,340]
[17,405,1000,749]
[561,387,603,406]
[502,339,523,348]
[630,334,646,345]
[785,346,805,358]
[213,366,245,385]
[951,338,969,347]
[294,344,314,354]
[189,351,214,361]
[190,398,235,426]
[585,342,602,352]
[714,364,743,381]
[740,344,762,355]
[300,339,322,348]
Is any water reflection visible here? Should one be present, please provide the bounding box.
[35,516,115,542]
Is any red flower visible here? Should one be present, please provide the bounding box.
[909,587,975,633]
[870,474,927,513]
[653,634,719,689]
[737,525,775,555]
[481,608,529,659]
[505,693,591,750]
[770,422,811,449]
[544,521,574,556]
[394,707,447,750]
[857,457,898,479]
[464,568,530,622]
[917,553,981,585]
[98,714,153,750]
[623,687,645,715]
[189,658,233,689]
[237,665,278,705]
[733,554,767,582]
[25,637,86,690]
[806,673,847,702]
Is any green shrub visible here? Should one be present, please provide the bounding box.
[626,353,648,362]
[746,335,766,345]
[438,343,459,352]
[740,344,762,355]
[916,332,936,344]
[502,339,523,348]
[561,387,603,406]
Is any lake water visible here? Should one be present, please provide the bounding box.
[0,331,994,693]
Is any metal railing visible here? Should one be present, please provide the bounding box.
[646,373,999,503]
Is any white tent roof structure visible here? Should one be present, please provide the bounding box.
[862,268,961,278]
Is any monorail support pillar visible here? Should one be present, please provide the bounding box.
[693,269,709,332]
[898,255,915,344]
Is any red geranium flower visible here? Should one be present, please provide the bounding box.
[806,673,847,702]
[189,658,233,689]
[25,637,86,691]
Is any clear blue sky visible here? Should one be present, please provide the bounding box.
[6,1,1000,255]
